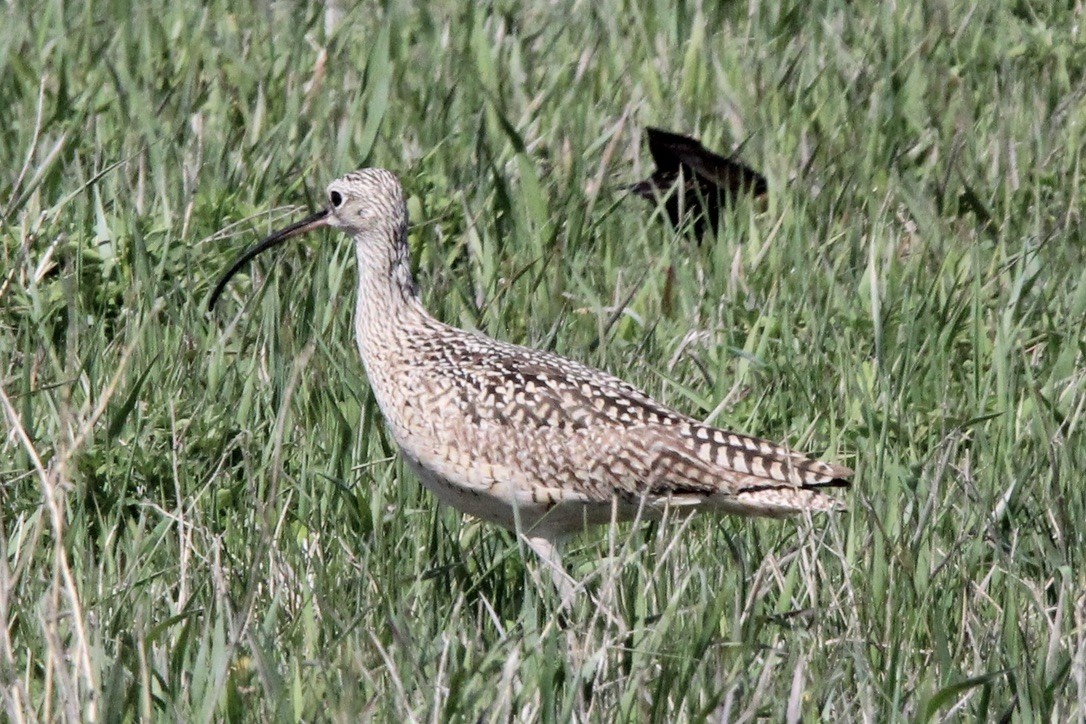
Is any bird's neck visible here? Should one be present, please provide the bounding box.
[352,225,434,365]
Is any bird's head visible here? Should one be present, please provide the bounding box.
[207,167,408,310]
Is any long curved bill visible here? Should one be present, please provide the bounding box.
[207,208,332,311]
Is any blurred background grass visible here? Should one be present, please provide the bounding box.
[1,0,1084,720]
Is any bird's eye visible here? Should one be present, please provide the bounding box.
[329,190,344,207]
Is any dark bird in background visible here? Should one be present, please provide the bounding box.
[631,127,767,240]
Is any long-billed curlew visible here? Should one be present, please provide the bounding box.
[209,168,850,599]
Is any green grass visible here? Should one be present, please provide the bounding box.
[2,0,1085,720]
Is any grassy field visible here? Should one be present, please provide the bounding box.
[2,0,1085,720]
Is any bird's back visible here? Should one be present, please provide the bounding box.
[368,319,850,538]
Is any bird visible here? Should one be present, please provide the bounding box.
[631,127,767,240]
[209,168,850,600]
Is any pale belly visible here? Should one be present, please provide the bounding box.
[399,451,628,539]
[402,454,522,528]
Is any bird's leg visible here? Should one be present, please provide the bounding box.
[524,535,577,606]
[524,535,631,635]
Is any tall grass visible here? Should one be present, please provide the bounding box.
[2,0,1084,720]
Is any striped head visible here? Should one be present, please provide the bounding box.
[325,168,407,238]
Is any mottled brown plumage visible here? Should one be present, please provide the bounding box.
[210,168,850,597]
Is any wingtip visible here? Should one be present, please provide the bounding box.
[830,461,854,483]
[811,455,853,482]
